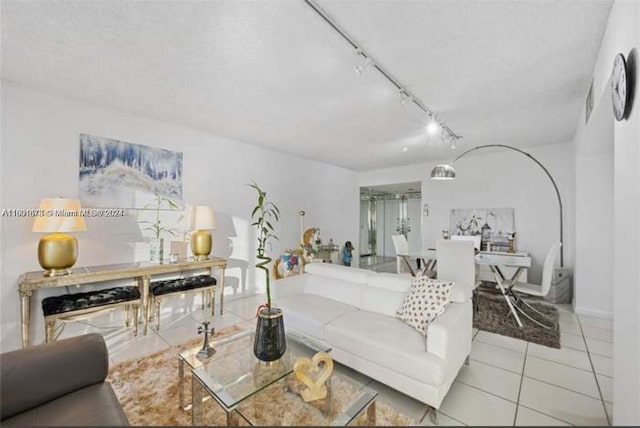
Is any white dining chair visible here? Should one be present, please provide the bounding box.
[508,242,562,329]
[391,234,412,275]
[436,239,480,310]
[451,234,482,252]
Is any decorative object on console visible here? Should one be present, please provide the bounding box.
[432,144,565,266]
[248,182,286,362]
[450,208,514,252]
[293,351,334,402]
[32,198,87,277]
[190,205,215,260]
[197,320,216,359]
[273,249,304,279]
[138,192,180,262]
[79,133,183,208]
[396,272,454,335]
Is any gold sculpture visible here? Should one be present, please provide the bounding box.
[293,351,333,402]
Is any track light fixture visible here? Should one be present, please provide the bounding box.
[303,0,462,145]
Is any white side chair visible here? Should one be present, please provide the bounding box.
[451,234,482,252]
[391,234,412,275]
[436,239,479,311]
[508,242,562,329]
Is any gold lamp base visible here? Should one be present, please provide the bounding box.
[38,233,78,277]
[191,230,212,260]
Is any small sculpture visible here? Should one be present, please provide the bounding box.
[293,351,333,402]
[197,321,216,359]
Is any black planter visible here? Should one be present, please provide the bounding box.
[253,307,286,362]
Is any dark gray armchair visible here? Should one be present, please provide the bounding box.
[0,333,129,426]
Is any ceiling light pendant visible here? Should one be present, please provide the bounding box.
[354,49,373,76]
[426,119,440,135]
[450,136,457,150]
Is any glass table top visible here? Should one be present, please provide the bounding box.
[190,329,331,411]
[235,370,378,426]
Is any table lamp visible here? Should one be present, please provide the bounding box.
[32,198,87,277]
[190,205,215,260]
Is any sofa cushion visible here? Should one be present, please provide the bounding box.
[396,273,454,335]
[276,294,359,340]
[302,274,364,307]
[366,273,412,292]
[359,287,406,318]
[304,263,374,284]
[325,311,446,385]
[1,382,129,426]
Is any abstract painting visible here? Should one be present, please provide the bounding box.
[450,208,514,244]
[79,134,183,208]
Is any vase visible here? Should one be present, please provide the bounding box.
[253,307,286,362]
[149,238,164,263]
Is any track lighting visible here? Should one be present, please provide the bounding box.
[426,119,440,135]
[399,89,412,106]
[354,49,373,76]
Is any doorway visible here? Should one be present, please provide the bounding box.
[359,182,421,272]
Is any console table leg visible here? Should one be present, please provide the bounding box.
[19,290,32,348]
[219,267,225,315]
[140,276,150,335]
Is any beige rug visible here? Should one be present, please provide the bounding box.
[108,325,419,426]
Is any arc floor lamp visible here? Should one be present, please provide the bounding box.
[431,144,564,267]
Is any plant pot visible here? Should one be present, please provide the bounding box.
[253,307,286,362]
[149,238,164,263]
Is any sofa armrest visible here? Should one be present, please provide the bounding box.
[426,300,473,376]
[1,333,109,420]
[271,274,307,301]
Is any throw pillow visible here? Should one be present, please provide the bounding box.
[396,272,454,335]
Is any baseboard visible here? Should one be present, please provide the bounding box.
[574,306,614,320]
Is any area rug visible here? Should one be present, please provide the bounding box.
[473,290,561,348]
[108,325,419,426]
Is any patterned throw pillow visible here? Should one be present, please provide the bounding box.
[396,271,454,335]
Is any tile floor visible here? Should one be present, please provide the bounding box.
[58,294,613,426]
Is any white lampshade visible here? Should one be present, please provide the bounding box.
[32,198,87,233]
[190,205,215,230]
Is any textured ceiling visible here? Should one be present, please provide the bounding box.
[1,0,611,171]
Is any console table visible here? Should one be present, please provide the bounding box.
[18,258,227,348]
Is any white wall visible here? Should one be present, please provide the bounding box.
[574,0,640,424]
[0,82,359,352]
[359,142,575,284]
[573,71,615,319]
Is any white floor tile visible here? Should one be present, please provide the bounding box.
[590,354,613,377]
[108,330,170,364]
[558,320,582,335]
[519,377,608,426]
[579,314,613,331]
[438,381,516,426]
[586,337,613,358]
[475,331,527,353]
[333,362,372,387]
[515,406,571,426]
[560,332,587,352]
[527,342,592,371]
[581,325,613,342]
[558,311,579,325]
[597,374,613,403]
[456,360,522,401]
[524,356,600,399]
[470,340,526,374]
[367,380,430,422]
[420,411,466,426]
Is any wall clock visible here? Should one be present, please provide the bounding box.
[611,53,630,121]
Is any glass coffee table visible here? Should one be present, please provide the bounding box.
[188,329,342,425]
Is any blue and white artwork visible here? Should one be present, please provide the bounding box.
[79,134,183,208]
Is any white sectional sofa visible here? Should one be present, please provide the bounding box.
[272,262,473,410]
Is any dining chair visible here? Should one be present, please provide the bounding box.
[507,242,562,329]
[391,234,412,275]
[451,234,482,252]
[436,239,480,311]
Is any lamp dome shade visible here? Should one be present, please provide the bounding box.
[430,164,457,180]
[190,205,215,230]
[32,198,87,233]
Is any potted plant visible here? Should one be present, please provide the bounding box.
[138,193,180,262]
[249,182,286,362]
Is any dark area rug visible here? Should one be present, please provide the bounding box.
[473,289,561,348]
